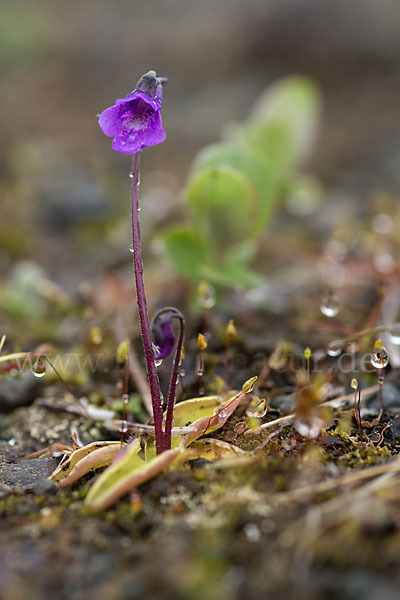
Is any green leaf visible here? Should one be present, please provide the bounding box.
[192,145,278,231]
[241,122,297,175]
[163,226,211,282]
[85,441,186,511]
[220,259,264,289]
[187,167,257,252]
[223,240,258,266]
[249,76,321,162]
[200,262,263,289]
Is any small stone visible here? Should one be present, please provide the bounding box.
[31,478,58,496]
[269,394,296,412]
[0,372,42,412]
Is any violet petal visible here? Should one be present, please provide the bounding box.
[98,72,166,155]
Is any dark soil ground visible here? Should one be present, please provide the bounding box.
[2,289,400,600]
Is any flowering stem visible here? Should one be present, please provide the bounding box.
[131,153,164,455]
[163,312,185,451]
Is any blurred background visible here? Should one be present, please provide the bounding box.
[1,0,400,345]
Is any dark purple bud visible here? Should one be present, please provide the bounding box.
[151,308,184,360]
[135,70,158,98]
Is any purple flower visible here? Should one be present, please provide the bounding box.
[98,70,167,154]
[151,307,184,360]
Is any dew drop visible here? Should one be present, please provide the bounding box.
[320,295,340,318]
[120,420,128,434]
[373,213,392,235]
[246,398,268,418]
[387,324,400,345]
[197,282,216,310]
[122,393,129,406]
[244,523,261,543]
[152,343,162,367]
[129,245,134,253]
[218,407,228,418]
[242,376,257,394]
[371,347,389,369]
[294,416,324,439]
[179,368,185,378]
[374,252,396,274]
[32,359,46,378]
[197,368,204,377]
[129,171,134,179]
[326,342,342,357]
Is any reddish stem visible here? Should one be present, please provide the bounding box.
[120,358,130,447]
[356,389,363,440]
[163,313,185,451]
[131,153,164,454]
[198,350,204,396]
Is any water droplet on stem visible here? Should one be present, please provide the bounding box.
[320,295,340,318]
[326,342,343,357]
[294,416,324,439]
[387,324,400,345]
[371,347,389,369]
[242,376,257,394]
[32,359,46,378]
[197,282,216,310]
[246,397,267,418]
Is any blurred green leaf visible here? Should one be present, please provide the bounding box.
[201,261,263,289]
[163,75,322,292]
[249,76,321,162]
[192,145,277,231]
[240,122,297,175]
[223,240,258,266]
[187,167,258,252]
[163,226,211,282]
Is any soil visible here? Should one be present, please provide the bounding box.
[2,317,400,600]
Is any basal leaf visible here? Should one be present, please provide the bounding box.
[241,122,296,175]
[192,145,277,231]
[85,440,188,511]
[163,226,211,282]
[187,167,257,250]
[249,76,321,162]
[48,441,121,488]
